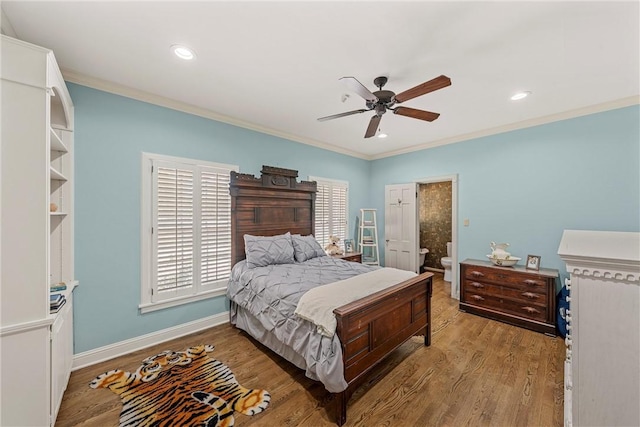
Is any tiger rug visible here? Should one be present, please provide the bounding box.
[90,344,270,427]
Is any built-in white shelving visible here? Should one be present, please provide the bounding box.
[1,35,76,427]
[50,127,68,153]
[50,166,68,181]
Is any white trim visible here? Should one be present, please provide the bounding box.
[0,318,53,337]
[62,69,368,160]
[416,174,459,300]
[141,152,238,170]
[71,311,229,371]
[370,96,640,160]
[140,152,237,310]
[308,175,349,187]
[62,69,637,161]
[139,287,227,314]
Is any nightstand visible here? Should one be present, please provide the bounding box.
[331,252,362,263]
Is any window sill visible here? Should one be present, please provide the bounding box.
[139,287,227,314]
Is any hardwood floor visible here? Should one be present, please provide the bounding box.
[56,274,565,426]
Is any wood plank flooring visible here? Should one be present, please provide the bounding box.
[56,274,565,426]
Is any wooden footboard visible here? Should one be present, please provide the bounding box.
[333,271,434,425]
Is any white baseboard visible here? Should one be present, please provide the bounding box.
[72,311,229,371]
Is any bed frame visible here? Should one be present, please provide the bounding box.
[229,165,433,426]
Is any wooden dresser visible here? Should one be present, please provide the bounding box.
[459,259,558,335]
[331,252,362,263]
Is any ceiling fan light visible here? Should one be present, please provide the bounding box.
[377,131,388,139]
[510,91,531,101]
[171,44,196,60]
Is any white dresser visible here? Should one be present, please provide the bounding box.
[558,230,640,427]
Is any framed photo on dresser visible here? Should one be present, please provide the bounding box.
[526,255,541,270]
[344,239,354,253]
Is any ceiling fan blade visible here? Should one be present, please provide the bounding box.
[364,115,382,138]
[340,77,378,102]
[394,75,451,103]
[317,109,369,122]
[394,106,440,122]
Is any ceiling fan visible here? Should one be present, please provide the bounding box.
[318,75,452,138]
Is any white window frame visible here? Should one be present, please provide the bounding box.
[140,152,238,313]
[309,175,349,249]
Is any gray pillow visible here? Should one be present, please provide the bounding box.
[291,234,327,262]
[244,232,295,268]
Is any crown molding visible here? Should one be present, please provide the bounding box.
[61,69,370,160]
[61,69,638,163]
[371,96,640,160]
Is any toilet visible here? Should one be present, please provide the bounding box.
[419,248,429,268]
[441,242,452,282]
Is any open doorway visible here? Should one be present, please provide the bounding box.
[417,175,458,299]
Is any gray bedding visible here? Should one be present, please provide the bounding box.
[226,256,375,392]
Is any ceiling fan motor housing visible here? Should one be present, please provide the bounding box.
[367,90,396,113]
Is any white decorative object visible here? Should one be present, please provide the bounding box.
[486,254,521,267]
[490,241,511,258]
[558,230,640,427]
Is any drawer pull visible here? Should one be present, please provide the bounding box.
[497,274,507,280]
[471,271,484,278]
[471,295,485,302]
[471,282,484,289]
[521,292,539,299]
[522,306,541,314]
[523,279,539,286]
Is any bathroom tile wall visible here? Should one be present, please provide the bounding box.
[419,181,452,269]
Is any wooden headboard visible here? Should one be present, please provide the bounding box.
[229,165,317,266]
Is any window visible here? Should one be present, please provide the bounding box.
[140,153,238,313]
[309,176,349,249]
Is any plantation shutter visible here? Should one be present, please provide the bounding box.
[330,183,348,242]
[199,167,232,288]
[315,181,330,248]
[154,162,196,300]
[310,177,348,248]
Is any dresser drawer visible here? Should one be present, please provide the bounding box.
[464,265,547,293]
[462,280,500,297]
[463,279,549,306]
[500,298,548,322]
[501,286,548,305]
[463,289,548,323]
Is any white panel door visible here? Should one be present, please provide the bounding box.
[385,183,418,272]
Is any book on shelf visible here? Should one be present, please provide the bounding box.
[50,293,64,305]
[50,282,67,292]
[50,298,66,314]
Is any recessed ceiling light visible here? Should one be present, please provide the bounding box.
[377,130,388,139]
[171,45,196,60]
[510,91,531,101]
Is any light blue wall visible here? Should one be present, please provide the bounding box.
[70,81,638,353]
[69,84,370,353]
[370,105,640,285]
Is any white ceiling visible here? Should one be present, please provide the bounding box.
[2,1,638,159]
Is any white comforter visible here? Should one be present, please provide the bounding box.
[294,267,417,337]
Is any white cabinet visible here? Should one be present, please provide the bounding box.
[51,295,74,421]
[0,35,76,426]
[558,230,640,427]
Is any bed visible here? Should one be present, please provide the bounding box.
[227,166,433,425]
